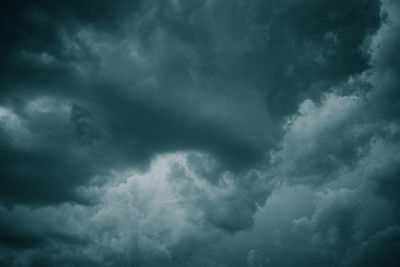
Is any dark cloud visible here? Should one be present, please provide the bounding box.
[1,0,400,266]
[348,226,400,267]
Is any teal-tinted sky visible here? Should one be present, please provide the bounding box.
[1,0,400,266]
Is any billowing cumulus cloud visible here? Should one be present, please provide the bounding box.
[1,0,400,266]
[0,153,272,266]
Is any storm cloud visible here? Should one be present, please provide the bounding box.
[1,0,400,266]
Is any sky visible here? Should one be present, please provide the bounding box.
[0,0,400,266]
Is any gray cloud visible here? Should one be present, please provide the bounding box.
[0,153,271,266]
[1,0,400,266]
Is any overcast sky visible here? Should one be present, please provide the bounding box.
[1,0,400,266]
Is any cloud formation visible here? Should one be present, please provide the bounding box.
[1,0,400,266]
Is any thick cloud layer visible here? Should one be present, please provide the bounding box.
[1,0,400,266]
